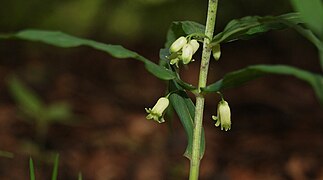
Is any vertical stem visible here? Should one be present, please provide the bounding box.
[189,0,218,180]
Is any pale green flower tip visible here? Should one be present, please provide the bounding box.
[221,123,231,131]
[212,115,220,126]
[146,114,153,120]
[168,52,179,60]
[170,58,180,67]
[153,115,159,122]
[215,120,220,127]
[170,36,187,53]
[145,112,165,123]
[158,118,165,123]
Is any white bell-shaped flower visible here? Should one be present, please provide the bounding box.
[145,97,169,123]
[212,100,231,131]
[168,37,200,66]
[182,44,194,64]
[169,36,187,53]
[189,39,200,54]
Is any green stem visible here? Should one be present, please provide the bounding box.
[189,0,218,180]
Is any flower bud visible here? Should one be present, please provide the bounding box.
[212,100,231,131]
[145,97,169,123]
[189,39,200,54]
[169,36,187,53]
[212,44,221,61]
[182,44,193,64]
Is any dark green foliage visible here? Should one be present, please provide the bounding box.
[211,13,303,45]
[1,30,175,81]
[202,65,323,104]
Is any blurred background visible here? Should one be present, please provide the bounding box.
[0,0,322,179]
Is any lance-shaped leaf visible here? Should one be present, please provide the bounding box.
[202,65,323,105]
[211,13,303,46]
[169,80,205,160]
[0,30,175,81]
[0,150,14,158]
[51,154,59,180]
[78,173,83,180]
[29,158,36,180]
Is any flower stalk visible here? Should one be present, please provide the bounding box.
[189,0,219,179]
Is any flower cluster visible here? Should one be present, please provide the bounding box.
[168,36,200,67]
[145,97,169,123]
[212,100,231,131]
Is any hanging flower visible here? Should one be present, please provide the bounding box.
[182,44,194,64]
[189,39,200,54]
[212,100,231,131]
[169,36,187,53]
[145,97,169,123]
[168,36,200,66]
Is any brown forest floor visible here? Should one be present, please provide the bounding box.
[0,34,323,180]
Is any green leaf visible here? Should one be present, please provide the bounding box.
[202,65,323,104]
[29,157,36,180]
[7,75,44,119]
[290,0,323,39]
[14,30,136,58]
[181,21,206,35]
[169,81,205,160]
[165,21,205,48]
[143,59,176,80]
[0,150,14,158]
[46,102,73,122]
[211,13,303,46]
[78,172,83,180]
[51,154,59,180]
[1,30,175,80]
